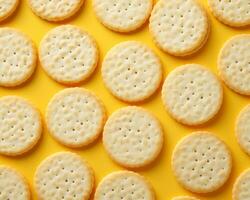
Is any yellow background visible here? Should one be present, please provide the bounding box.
[0,0,249,199]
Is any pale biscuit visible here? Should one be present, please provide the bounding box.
[0,0,19,22]
[39,25,99,85]
[0,96,42,156]
[103,106,163,168]
[0,28,37,87]
[218,34,250,95]
[235,105,250,155]
[149,0,209,56]
[94,171,155,200]
[102,41,162,102]
[233,169,250,200]
[208,0,250,27]
[162,64,223,126]
[46,87,106,148]
[35,152,94,200]
[0,166,30,200]
[93,0,152,32]
[28,0,84,21]
[172,132,232,193]
[172,196,200,200]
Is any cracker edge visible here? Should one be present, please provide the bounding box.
[92,0,153,33]
[0,0,19,22]
[171,131,232,193]
[94,170,155,200]
[46,87,106,148]
[102,106,164,168]
[161,64,223,126]
[101,41,163,103]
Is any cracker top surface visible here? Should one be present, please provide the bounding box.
[149,0,209,56]
[0,28,37,87]
[0,166,30,200]
[233,169,250,200]
[46,87,106,147]
[162,64,223,126]
[28,0,84,21]
[93,0,152,32]
[40,25,98,85]
[102,41,162,102]
[218,34,250,95]
[172,132,232,193]
[0,0,19,21]
[236,105,250,155]
[0,96,42,156]
[35,152,94,200]
[103,106,163,168]
[208,0,250,27]
[94,171,155,200]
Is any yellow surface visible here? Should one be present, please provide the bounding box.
[0,0,249,199]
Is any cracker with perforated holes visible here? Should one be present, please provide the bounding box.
[93,0,152,32]
[46,87,106,148]
[233,168,250,200]
[102,41,162,102]
[0,28,37,87]
[149,0,209,56]
[172,196,200,200]
[208,0,250,27]
[218,34,250,95]
[0,166,30,200]
[28,0,84,21]
[39,25,99,85]
[0,0,19,22]
[172,132,232,193]
[94,171,155,200]
[103,106,163,168]
[35,152,94,200]
[235,105,250,155]
[162,64,223,126]
[0,96,42,156]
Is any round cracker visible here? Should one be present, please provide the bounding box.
[149,0,209,56]
[208,0,250,27]
[102,41,162,102]
[235,104,250,155]
[172,131,232,193]
[0,96,42,156]
[172,196,200,200]
[0,28,37,87]
[93,0,152,32]
[218,34,250,95]
[35,152,94,200]
[0,0,19,22]
[28,0,84,22]
[46,87,106,148]
[162,64,223,126]
[39,25,99,85]
[103,106,163,168]
[0,166,30,200]
[233,169,250,200]
[94,171,155,200]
